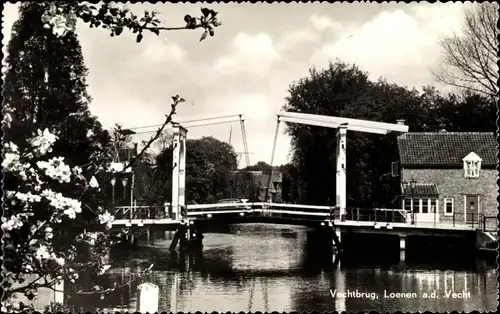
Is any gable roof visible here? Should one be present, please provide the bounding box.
[402,183,439,197]
[462,152,482,162]
[397,132,497,167]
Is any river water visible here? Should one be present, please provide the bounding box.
[66,223,498,313]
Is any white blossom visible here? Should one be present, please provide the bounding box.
[2,152,30,180]
[72,166,83,175]
[86,129,94,138]
[37,157,71,183]
[49,15,71,37]
[14,192,42,203]
[89,176,99,188]
[41,2,77,38]
[98,212,114,230]
[29,129,58,156]
[98,264,111,275]
[2,112,13,128]
[41,189,82,219]
[34,245,51,260]
[4,142,19,153]
[55,257,65,266]
[86,232,99,246]
[1,215,24,231]
[23,264,34,273]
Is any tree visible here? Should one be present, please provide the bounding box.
[3,4,116,308]
[279,163,301,203]
[155,136,238,204]
[243,161,273,174]
[433,3,499,98]
[283,61,496,210]
[2,1,221,311]
[283,62,426,208]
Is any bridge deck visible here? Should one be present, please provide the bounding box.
[111,206,479,233]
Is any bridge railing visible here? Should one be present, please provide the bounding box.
[479,214,498,232]
[266,203,333,213]
[112,205,170,220]
[339,207,408,223]
[186,202,261,213]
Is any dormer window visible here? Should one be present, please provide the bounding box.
[462,152,482,178]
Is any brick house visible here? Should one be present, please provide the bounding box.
[397,132,497,228]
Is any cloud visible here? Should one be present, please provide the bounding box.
[214,32,280,76]
[309,14,344,32]
[141,42,185,64]
[276,29,321,52]
[2,2,470,167]
[310,6,465,89]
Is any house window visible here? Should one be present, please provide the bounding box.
[404,198,412,212]
[405,198,438,214]
[421,199,428,214]
[463,152,482,178]
[429,199,438,213]
[444,198,454,216]
[465,161,480,177]
[412,199,420,214]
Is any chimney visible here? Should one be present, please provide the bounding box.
[396,119,405,125]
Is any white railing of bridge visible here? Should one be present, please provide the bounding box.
[185,202,334,217]
[187,202,264,210]
[110,203,480,232]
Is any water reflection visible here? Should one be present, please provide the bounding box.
[66,223,498,313]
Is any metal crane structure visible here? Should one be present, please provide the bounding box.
[265,111,409,221]
[112,114,252,221]
[165,114,251,220]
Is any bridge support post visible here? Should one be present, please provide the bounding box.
[332,228,342,254]
[336,125,348,221]
[171,124,188,221]
[128,232,136,245]
[399,235,406,262]
[170,224,187,251]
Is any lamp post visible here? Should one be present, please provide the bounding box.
[409,179,416,225]
[111,177,116,208]
[122,177,129,219]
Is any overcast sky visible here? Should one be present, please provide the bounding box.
[2,2,473,167]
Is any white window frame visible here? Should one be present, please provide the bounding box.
[403,198,412,212]
[429,199,439,214]
[463,153,482,178]
[444,198,454,216]
[404,197,439,215]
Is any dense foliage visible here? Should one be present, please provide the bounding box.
[154,136,238,204]
[282,61,495,208]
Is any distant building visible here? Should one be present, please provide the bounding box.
[397,131,497,229]
[230,170,283,202]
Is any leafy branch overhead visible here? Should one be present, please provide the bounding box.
[41,2,221,42]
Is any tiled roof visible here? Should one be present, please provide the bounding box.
[397,132,497,167]
[402,183,439,197]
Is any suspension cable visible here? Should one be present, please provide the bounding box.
[264,117,281,202]
[126,114,245,131]
[239,116,251,168]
